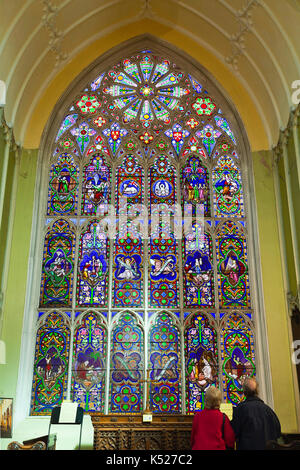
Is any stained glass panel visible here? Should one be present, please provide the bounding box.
[76,221,109,307]
[185,314,218,413]
[113,223,143,308]
[31,312,70,415]
[216,221,250,309]
[81,154,111,216]
[149,313,181,413]
[116,154,144,217]
[110,313,144,413]
[181,155,210,218]
[213,155,244,218]
[47,153,79,215]
[39,219,75,307]
[221,313,255,405]
[149,222,179,308]
[72,313,107,412]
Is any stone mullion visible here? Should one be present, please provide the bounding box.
[0,122,12,235]
[174,158,185,414]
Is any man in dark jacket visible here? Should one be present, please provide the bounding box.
[231,377,281,450]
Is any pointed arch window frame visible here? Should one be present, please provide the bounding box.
[16,35,271,421]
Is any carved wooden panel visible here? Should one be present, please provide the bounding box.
[91,414,193,451]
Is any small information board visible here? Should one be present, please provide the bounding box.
[220,403,233,420]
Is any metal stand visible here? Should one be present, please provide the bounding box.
[47,406,84,450]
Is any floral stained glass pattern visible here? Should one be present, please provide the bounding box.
[183,225,214,308]
[82,154,111,216]
[149,313,181,413]
[216,221,250,309]
[113,224,143,308]
[149,223,179,308]
[213,155,244,218]
[102,55,190,127]
[110,314,144,413]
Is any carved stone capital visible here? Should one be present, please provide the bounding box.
[292,105,300,129]
[287,291,300,317]
[272,145,282,167]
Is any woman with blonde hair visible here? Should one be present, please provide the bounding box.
[191,386,235,450]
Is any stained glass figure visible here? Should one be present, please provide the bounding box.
[110,313,144,413]
[31,312,70,415]
[76,221,109,306]
[185,314,218,413]
[72,313,107,412]
[213,155,244,218]
[181,156,210,217]
[116,155,144,217]
[82,154,111,216]
[216,221,250,309]
[149,313,181,413]
[40,220,75,307]
[221,313,255,405]
[149,155,176,221]
[113,224,143,308]
[183,225,214,307]
[47,153,79,215]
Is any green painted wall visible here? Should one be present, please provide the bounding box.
[0,148,38,398]
[252,149,298,433]
[0,147,16,289]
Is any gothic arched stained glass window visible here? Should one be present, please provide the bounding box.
[31,47,256,415]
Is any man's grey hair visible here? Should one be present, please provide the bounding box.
[242,377,259,397]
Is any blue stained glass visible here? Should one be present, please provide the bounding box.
[149,313,181,413]
[110,313,144,413]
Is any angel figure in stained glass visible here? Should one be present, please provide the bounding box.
[115,255,141,280]
[150,255,177,281]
